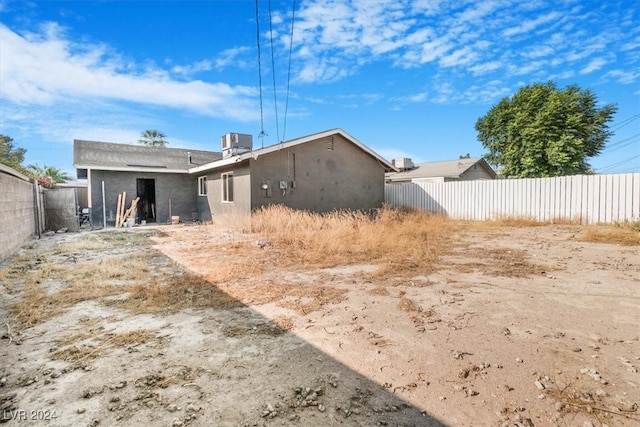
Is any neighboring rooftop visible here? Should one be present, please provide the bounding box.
[386,157,497,182]
[74,140,222,173]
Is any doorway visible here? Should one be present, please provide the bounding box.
[136,179,156,222]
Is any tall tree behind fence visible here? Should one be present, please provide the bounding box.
[385,173,640,224]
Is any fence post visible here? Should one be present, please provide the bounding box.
[32,181,42,239]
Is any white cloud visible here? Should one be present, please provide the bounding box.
[0,24,258,121]
[439,46,478,68]
[419,39,453,64]
[508,60,545,76]
[580,57,608,74]
[621,37,640,51]
[408,92,428,103]
[171,60,212,76]
[469,61,501,75]
[502,11,561,37]
[523,45,555,59]
[604,69,639,84]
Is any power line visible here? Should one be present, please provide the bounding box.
[598,153,640,173]
[610,113,640,132]
[281,0,296,143]
[267,0,280,143]
[605,133,640,153]
[255,0,267,148]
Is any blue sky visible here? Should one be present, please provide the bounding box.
[1,0,639,178]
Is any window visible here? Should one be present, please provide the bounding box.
[222,172,234,202]
[198,176,207,196]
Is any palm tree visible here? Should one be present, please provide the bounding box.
[27,164,73,188]
[138,130,168,146]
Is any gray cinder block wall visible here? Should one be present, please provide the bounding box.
[0,165,36,261]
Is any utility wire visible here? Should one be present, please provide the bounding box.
[610,113,640,132]
[255,0,267,148]
[267,0,280,143]
[605,133,640,153]
[281,0,296,143]
[598,153,640,173]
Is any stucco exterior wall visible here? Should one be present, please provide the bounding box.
[460,164,495,180]
[204,164,252,220]
[249,134,386,212]
[89,170,199,226]
[0,166,36,261]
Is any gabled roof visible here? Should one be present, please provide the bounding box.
[189,128,396,174]
[386,158,497,182]
[74,140,222,173]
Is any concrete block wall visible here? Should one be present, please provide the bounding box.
[89,170,200,226]
[0,165,36,261]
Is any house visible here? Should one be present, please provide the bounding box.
[385,157,497,184]
[74,129,395,226]
[192,128,395,220]
[74,140,221,226]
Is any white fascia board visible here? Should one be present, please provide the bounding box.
[74,165,190,174]
[188,128,397,174]
[188,155,250,174]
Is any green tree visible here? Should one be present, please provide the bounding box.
[475,81,617,177]
[0,134,27,172]
[138,130,168,146]
[27,164,73,188]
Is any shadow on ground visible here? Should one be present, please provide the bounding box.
[0,229,446,426]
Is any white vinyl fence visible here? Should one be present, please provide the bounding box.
[385,173,640,224]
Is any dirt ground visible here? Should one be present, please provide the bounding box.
[1,222,638,426]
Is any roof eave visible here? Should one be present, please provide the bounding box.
[74,165,191,174]
[190,129,397,174]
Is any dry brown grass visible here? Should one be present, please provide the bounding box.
[3,230,217,326]
[580,221,640,246]
[116,271,243,314]
[251,205,455,275]
[397,294,422,312]
[492,215,579,227]
[6,254,157,326]
[451,247,551,278]
[545,385,640,425]
[11,282,121,327]
[51,329,157,364]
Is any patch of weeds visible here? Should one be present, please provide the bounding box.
[397,294,422,312]
[52,328,158,365]
[10,282,121,327]
[116,271,243,314]
[451,247,550,278]
[580,221,640,246]
[276,285,347,315]
[369,286,389,296]
[251,205,456,275]
[222,322,285,338]
[546,384,639,425]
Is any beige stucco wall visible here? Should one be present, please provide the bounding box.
[249,134,386,212]
[202,134,387,221]
[459,163,495,180]
[205,164,252,224]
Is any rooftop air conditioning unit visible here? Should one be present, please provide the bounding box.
[393,158,414,171]
[221,133,253,158]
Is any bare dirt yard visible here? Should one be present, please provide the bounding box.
[1,208,639,427]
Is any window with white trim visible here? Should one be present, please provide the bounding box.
[221,172,234,202]
[198,176,207,196]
